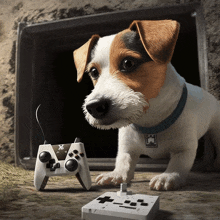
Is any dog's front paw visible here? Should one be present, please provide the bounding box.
[95,171,130,186]
[149,172,184,191]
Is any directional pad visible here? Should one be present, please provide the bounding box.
[50,163,60,171]
[97,196,114,204]
[46,159,55,168]
[46,159,60,171]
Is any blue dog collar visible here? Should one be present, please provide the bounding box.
[132,83,188,134]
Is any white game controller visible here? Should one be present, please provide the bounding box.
[34,138,91,191]
[82,183,159,220]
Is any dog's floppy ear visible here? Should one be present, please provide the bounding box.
[129,20,180,64]
[73,35,100,82]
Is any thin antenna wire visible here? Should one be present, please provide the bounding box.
[36,104,47,144]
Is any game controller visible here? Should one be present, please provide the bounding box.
[82,183,159,220]
[34,138,92,191]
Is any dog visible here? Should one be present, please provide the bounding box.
[73,20,220,190]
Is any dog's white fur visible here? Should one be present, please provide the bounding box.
[83,35,149,130]
[81,33,220,191]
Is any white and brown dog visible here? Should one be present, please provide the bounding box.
[73,20,220,190]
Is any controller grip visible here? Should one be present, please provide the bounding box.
[76,172,91,190]
[73,143,92,190]
[34,158,49,191]
[34,173,49,191]
[39,176,49,191]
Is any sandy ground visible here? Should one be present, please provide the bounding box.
[0,161,220,220]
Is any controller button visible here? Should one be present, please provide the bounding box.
[97,196,114,204]
[50,163,60,171]
[130,202,137,206]
[73,150,78,154]
[54,163,60,168]
[75,155,80,160]
[137,199,144,203]
[80,153,84,157]
[65,159,78,172]
[49,159,55,164]
[113,202,123,205]
[48,163,53,168]
[141,203,148,206]
[69,153,73,157]
[39,151,51,163]
[124,200,130,204]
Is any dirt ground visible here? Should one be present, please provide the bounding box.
[0,161,220,220]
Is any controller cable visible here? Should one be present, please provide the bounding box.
[36,104,48,144]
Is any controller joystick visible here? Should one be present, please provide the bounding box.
[65,159,78,172]
[39,151,51,163]
[34,139,91,191]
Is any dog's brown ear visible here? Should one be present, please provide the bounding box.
[129,20,180,64]
[73,35,100,82]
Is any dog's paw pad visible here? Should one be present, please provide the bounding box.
[149,173,183,191]
[95,171,126,186]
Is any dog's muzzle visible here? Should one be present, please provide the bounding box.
[86,98,111,119]
[83,76,149,129]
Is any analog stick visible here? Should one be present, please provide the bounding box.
[39,151,51,163]
[65,159,78,172]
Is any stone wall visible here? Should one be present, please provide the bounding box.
[0,0,219,163]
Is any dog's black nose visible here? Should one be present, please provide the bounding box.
[86,99,110,119]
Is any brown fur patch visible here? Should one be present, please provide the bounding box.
[110,29,167,100]
[129,20,180,64]
[143,105,149,113]
[73,34,100,82]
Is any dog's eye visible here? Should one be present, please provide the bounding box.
[89,67,99,80]
[120,57,138,73]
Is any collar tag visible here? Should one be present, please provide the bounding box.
[145,134,158,148]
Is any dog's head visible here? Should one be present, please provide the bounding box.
[73,20,180,129]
